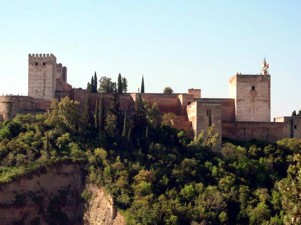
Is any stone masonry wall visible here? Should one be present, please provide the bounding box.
[229,74,270,122]
[222,121,290,142]
[28,54,57,101]
[0,96,36,121]
[187,100,222,146]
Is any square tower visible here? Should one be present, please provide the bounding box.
[229,74,271,122]
[28,54,57,101]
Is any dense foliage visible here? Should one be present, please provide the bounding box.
[1,96,301,224]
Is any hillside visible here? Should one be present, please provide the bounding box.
[1,97,301,224]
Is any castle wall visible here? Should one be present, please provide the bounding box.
[291,117,301,139]
[32,98,51,111]
[70,89,135,116]
[0,96,36,121]
[187,100,222,145]
[187,102,197,135]
[222,121,290,142]
[188,89,201,98]
[200,98,235,122]
[178,94,195,115]
[221,99,235,122]
[229,74,270,122]
[277,116,301,139]
[138,94,181,115]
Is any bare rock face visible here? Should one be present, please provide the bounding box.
[0,163,85,225]
[0,163,125,225]
[83,185,125,225]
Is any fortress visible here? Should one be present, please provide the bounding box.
[1,54,300,143]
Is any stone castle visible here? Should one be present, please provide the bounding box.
[0,54,300,143]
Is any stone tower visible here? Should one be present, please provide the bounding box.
[28,54,68,101]
[229,60,271,122]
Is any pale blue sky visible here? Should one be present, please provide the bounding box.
[0,1,300,119]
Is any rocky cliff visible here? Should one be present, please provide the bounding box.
[0,163,125,225]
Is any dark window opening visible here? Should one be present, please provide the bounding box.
[207,109,212,126]
[207,109,211,116]
[187,101,191,105]
[35,62,38,66]
[294,125,297,129]
[42,62,46,66]
[251,86,255,91]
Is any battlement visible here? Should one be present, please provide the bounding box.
[28,53,56,64]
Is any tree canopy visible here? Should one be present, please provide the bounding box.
[163,87,174,94]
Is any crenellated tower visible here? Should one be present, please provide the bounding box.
[28,54,71,101]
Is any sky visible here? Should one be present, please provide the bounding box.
[0,1,300,119]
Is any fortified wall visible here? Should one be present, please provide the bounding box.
[1,54,300,144]
[0,96,51,122]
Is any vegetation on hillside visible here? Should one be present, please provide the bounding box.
[1,96,301,224]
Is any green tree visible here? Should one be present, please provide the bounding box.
[122,77,128,93]
[278,154,301,224]
[98,76,114,93]
[93,72,98,93]
[292,110,297,116]
[163,87,173,94]
[117,73,123,94]
[86,82,91,92]
[99,96,106,132]
[110,85,123,135]
[141,76,145,93]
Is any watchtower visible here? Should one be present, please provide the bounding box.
[28,54,68,101]
[229,59,271,122]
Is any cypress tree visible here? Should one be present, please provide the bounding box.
[110,84,122,135]
[90,76,94,93]
[122,110,127,138]
[94,100,99,129]
[122,77,128,93]
[99,96,105,132]
[117,73,123,94]
[93,72,98,93]
[141,76,145,93]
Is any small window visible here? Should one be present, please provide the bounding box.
[187,101,191,105]
[35,62,38,66]
[207,109,211,116]
[251,86,255,91]
[42,62,46,66]
[294,125,297,129]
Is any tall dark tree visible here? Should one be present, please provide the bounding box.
[90,76,94,93]
[99,96,106,132]
[122,77,128,93]
[110,84,122,135]
[117,73,123,94]
[122,110,127,138]
[94,100,99,129]
[93,72,98,93]
[141,76,145,93]
[132,94,148,149]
